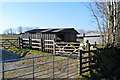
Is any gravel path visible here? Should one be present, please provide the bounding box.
[0,49,19,62]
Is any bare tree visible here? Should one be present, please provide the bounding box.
[85,1,120,46]
[17,26,23,34]
[114,1,120,45]
[3,29,10,34]
[85,2,107,45]
[25,27,34,31]
[3,28,16,34]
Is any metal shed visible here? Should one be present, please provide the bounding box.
[22,28,79,42]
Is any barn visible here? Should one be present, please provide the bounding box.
[82,31,103,44]
[22,28,79,42]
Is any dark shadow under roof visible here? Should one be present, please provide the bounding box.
[25,29,47,33]
[25,28,79,34]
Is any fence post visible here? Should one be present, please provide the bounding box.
[2,62,4,80]
[80,50,82,75]
[78,49,82,75]
[88,42,91,74]
[67,53,69,78]
[21,38,23,49]
[29,37,32,48]
[77,50,80,75]
[86,40,92,76]
[18,37,21,49]
[52,38,56,79]
[32,58,35,80]
[41,38,43,52]
[85,40,89,51]
[43,39,45,52]
[52,54,55,79]
[53,38,56,54]
[94,41,97,48]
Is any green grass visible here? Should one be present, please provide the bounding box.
[0,34,20,39]
[8,47,49,58]
[0,34,85,79]
[2,47,78,78]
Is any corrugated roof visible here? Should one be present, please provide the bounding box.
[41,29,52,33]
[51,29,63,32]
[25,28,79,34]
[25,29,47,33]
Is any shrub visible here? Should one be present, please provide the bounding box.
[93,46,120,79]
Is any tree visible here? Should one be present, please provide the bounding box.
[114,2,120,45]
[86,1,120,46]
[3,29,10,34]
[85,2,107,45]
[3,28,16,34]
[17,26,23,34]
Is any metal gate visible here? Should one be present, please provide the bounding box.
[1,52,79,80]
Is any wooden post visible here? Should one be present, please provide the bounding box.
[53,38,56,54]
[86,40,92,76]
[52,38,56,78]
[41,38,43,52]
[78,49,82,75]
[85,40,89,51]
[21,38,23,49]
[29,37,32,48]
[83,33,85,38]
[18,37,21,49]
[94,41,97,48]
[88,42,91,68]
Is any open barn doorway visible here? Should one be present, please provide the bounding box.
[56,34,65,42]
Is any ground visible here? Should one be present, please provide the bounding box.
[0,34,87,79]
[1,47,78,79]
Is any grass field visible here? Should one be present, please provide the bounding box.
[2,47,78,78]
[0,34,85,79]
[0,34,20,39]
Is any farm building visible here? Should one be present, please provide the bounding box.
[78,31,103,44]
[22,28,79,42]
[84,32,103,44]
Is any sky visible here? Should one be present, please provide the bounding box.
[0,2,98,34]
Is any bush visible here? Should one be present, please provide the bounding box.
[93,46,120,79]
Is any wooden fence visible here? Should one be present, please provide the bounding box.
[0,39,19,49]
[21,38,55,53]
[1,37,98,78]
[0,37,81,54]
[55,42,80,53]
[78,40,97,77]
[22,37,98,77]
[22,38,81,54]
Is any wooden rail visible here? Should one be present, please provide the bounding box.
[0,38,19,49]
[21,37,81,54]
[1,37,81,54]
[1,38,98,78]
[55,42,80,54]
[78,40,97,77]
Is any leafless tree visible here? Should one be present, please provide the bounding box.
[3,28,16,34]
[17,26,23,34]
[85,1,120,46]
